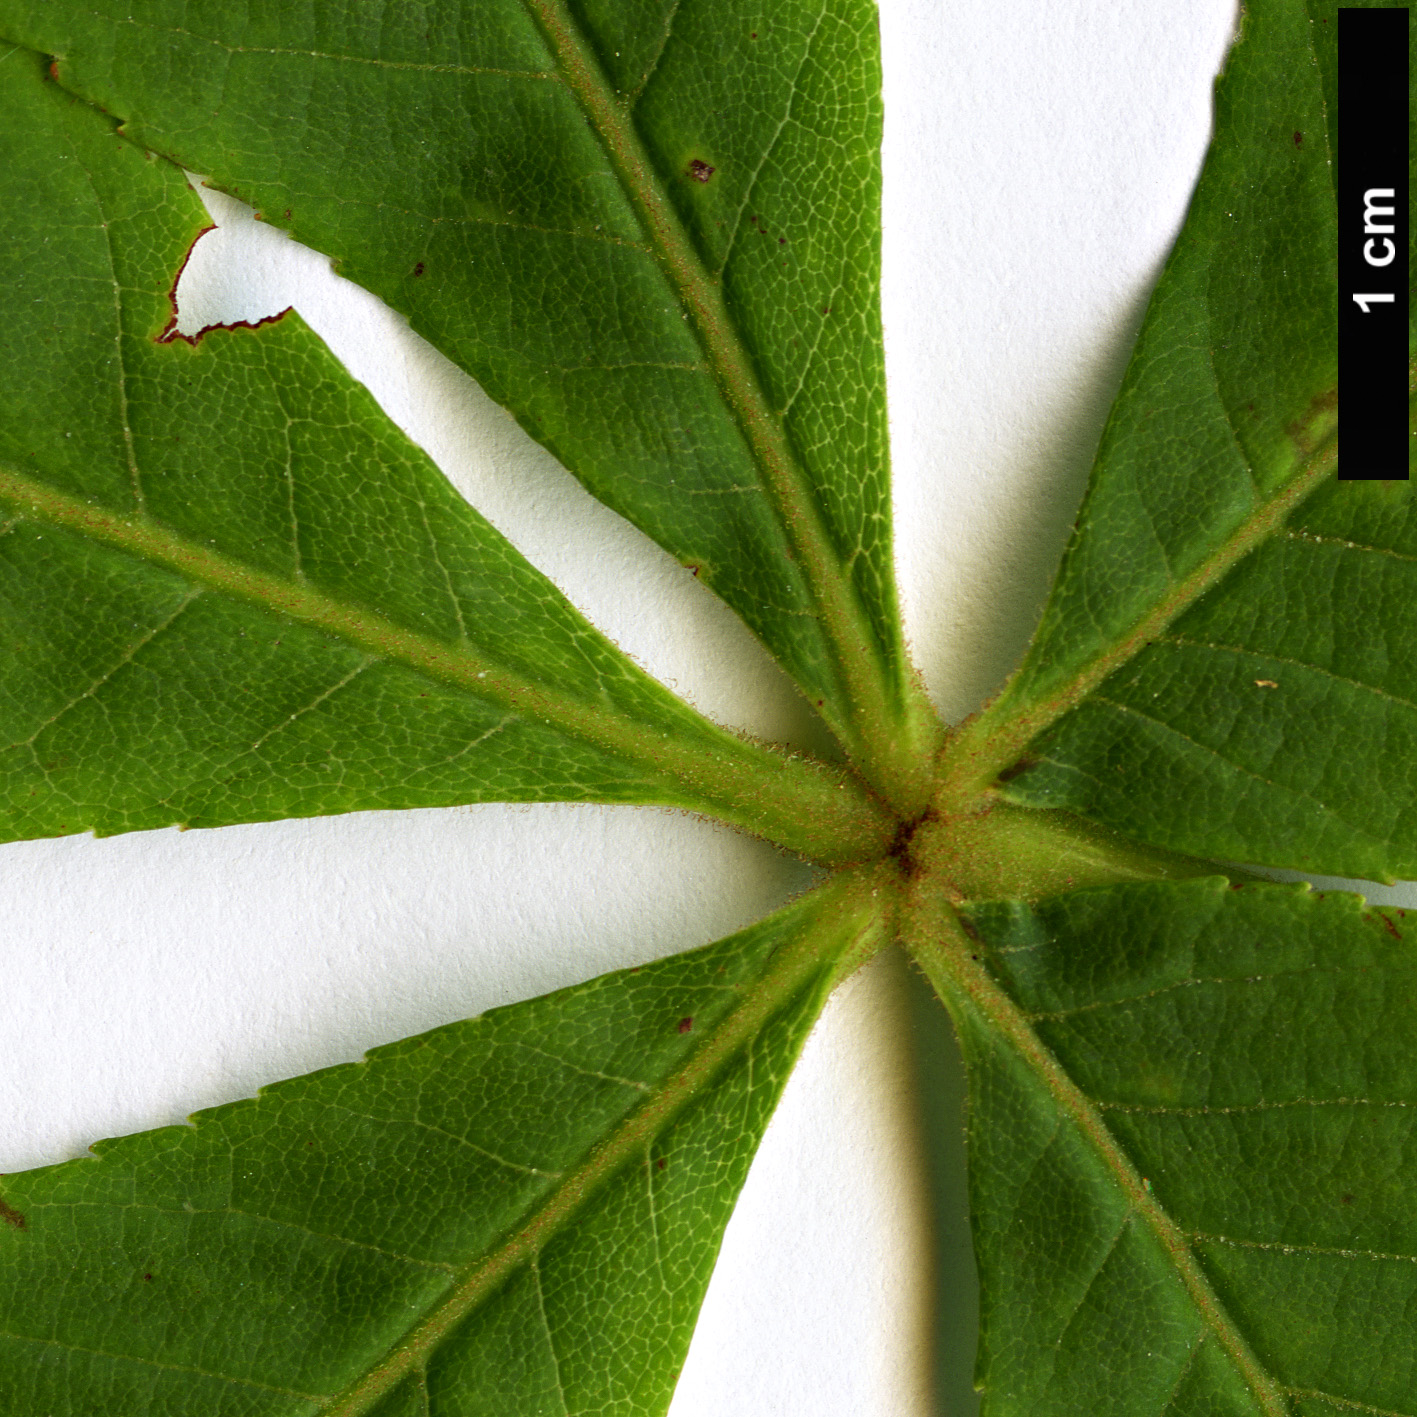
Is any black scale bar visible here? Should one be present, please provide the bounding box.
[1338,7,1410,479]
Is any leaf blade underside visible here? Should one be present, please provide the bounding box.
[0,0,939,807]
[0,49,890,861]
[914,878,1417,1417]
[1003,476,1417,881]
[0,870,889,1417]
[910,3,1417,1411]
[943,0,1417,886]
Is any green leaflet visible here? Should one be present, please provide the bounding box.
[942,0,1417,883]
[1002,479,1417,881]
[0,0,939,807]
[0,49,888,861]
[942,0,1359,804]
[0,870,887,1416]
[914,878,1417,1417]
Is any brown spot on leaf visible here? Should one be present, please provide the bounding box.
[0,1197,25,1231]
[677,1017,693,1034]
[656,1158,666,1171]
[1293,131,1303,147]
[1381,915,1403,941]
[413,262,425,277]
[688,159,715,183]
[1342,1192,1355,1205]
[1285,385,1338,457]
[778,236,786,245]
[143,1273,153,1282]
[996,756,1037,784]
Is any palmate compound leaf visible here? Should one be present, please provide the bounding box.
[0,47,891,863]
[5,1,1416,1414]
[0,861,890,1416]
[941,0,1415,882]
[910,877,1417,1417]
[0,0,941,810]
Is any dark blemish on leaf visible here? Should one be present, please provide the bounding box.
[1230,882,1244,890]
[996,757,1036,784]
[1342,1192,1354,1204]
[47,60,60,81]
[958,915,983,944]
[0,1197,25,1231]
[686,563,700,577]
[1285,385,1338,455]
[778,237,786,245]
[822,307,831,315]
[1293,131,1303,147]
[677,1017,693,1034]
[143,1273,153,1282]
[750,32,757,38]
[656,1158,666,1171]
[688,159,715,183]
[1381,915,1403,941]
[283,209,291,219]
[413,262,425,277]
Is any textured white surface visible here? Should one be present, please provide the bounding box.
[1,5,1276,1414]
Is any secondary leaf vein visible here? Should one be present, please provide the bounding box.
[0,1328,326,1402]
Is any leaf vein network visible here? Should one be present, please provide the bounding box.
[0,1327,327,1401]
[101,15,554,79]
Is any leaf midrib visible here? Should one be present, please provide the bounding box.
[516,0,934,809]
[906,891,1291,1417]
[317,870,890,1417]
[936,427,1339,808]
[0,458,891,862]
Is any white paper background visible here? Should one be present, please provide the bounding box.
[6,3,1397,1412]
